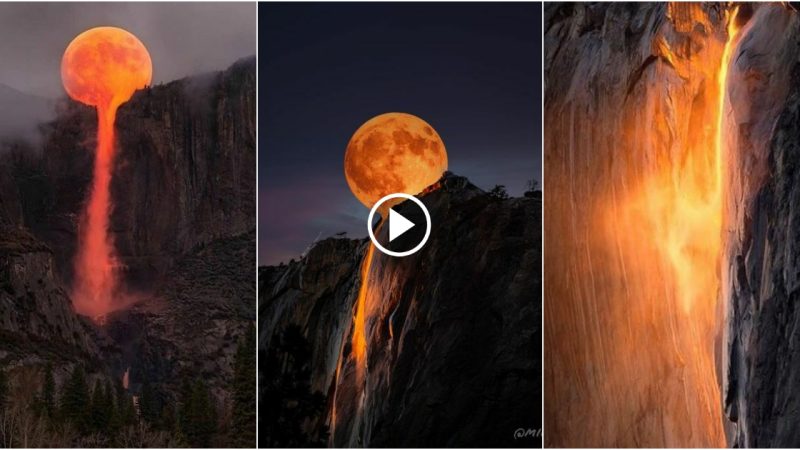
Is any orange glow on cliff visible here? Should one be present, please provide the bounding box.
[62,27,152,317]
[716,9,741,195]
[645,8,740,316]
[351,244,375,373]
[544,5,746,446]
[628,7,740,444]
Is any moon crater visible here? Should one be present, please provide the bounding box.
[345,112,448,210]
[61,26,152,110]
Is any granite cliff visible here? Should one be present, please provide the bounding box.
[0,57,255,409]
[259,173,541,447]
[545,2,800,447]
[722,10,800,445]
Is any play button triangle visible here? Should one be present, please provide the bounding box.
[389,208,415,242]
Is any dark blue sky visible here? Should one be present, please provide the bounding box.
[259,2,542,265]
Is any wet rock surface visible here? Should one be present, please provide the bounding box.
[259,237,365,396]
[259,173,541,447]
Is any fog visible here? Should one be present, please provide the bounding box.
[0,3,256,98]
[0,2,255,144]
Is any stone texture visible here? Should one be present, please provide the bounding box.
[0,57,255,403]
[722,11,800,443]
[544,3,730,447]
[260,173,541,447]
[27,57,256,291]
[0,227,101,365]
[546,2,800,447]
[104,231,255,401]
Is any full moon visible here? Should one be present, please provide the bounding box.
[61,26,152,110]
[344,112,448,210]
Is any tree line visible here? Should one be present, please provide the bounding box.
[0,322,255,448]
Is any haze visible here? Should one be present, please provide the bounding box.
[0,3,256,98]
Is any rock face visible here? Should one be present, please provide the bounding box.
[259,237,364,397]
[110,58,256,290]
[29,56,256,291]
[0,227,101,366]
[545,2,800,448]
[0,57,255,402]
[721,7,800,446]
[259,173,541,447]
[104,231,256,400]
[544,3,730,447]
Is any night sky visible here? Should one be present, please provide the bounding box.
[259,3,542,265]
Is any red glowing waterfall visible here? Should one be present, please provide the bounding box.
[61,27,152,317]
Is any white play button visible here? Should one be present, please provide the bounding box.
[388,208,415,242]
[367,192,431,257]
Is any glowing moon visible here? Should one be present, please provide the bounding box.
[61,26,151,318]
[344,112,448,210]
[61,26,152,110]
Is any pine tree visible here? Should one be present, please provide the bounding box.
[107,381,122,436]
[488,184,509,200]
[160,401,177,433]
[181,379,217,447]
[232,322,256,447]
[116,386,136,428]
[177,376,192,434]
[61,365,90,434]
[42,363,56,418]
[89,380,112,431]
[139,380,161,427]
[165,398,188,447]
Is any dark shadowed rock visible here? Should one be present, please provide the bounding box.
[103,231,256,403]
[0,57,256,409]
[0,227,100,365]
[259,173,541,447]
[722,63,800,448]
[24,57,256,291]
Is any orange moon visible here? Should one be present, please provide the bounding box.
[61,26,152,110]
[344,112,448,210]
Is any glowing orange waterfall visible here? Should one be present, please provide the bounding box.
[61,27,152,318]
[638,8,741,445]
[647,7,740,319]
[544,4,744,446]
[330,242,375,442]
[716,9,741,196]
[71,104,120,317]
[352,243,375,375]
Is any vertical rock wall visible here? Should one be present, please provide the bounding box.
[544,3,729,446]
[31,57,256,291]
[260,174,542,447]
[721,5,800,447]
